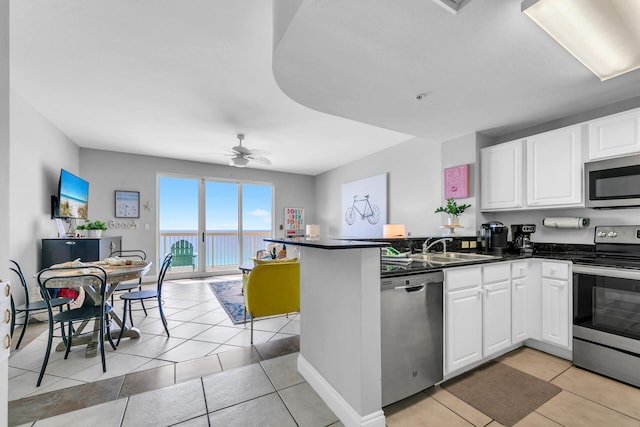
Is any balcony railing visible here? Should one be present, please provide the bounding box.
[160,230,272,272]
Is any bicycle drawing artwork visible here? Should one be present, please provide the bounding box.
[345,194,380,225]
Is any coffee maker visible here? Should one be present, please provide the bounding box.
[480,221,509,254]
[511,224,536,255]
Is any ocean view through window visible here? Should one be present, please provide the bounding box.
[159,176,273,273]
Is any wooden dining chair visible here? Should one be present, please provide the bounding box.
[9,259,73,350]
[36,265,116,387]
[108,249,148,319]
[117,253,173,346]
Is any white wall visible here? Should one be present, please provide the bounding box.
[314,136,443,238]
[79,148,315,275]
[1,0,9,420]
[9,90,79,300]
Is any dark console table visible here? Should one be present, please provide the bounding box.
[41,236,122,269]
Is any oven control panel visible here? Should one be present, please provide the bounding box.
[594,225,640,244]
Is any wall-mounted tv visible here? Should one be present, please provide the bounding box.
[51,169,89,219]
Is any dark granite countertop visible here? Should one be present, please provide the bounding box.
[264,237,390,250]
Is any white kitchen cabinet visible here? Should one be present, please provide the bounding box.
[445,263,511,374]
[483,280,511,356]
[540,261,570,348]
[445,285,483,373]
[511,261,529,344]
[445,266,483,374]
[480,140,524,211]
[589,107,640,160]
[526,124,583,208]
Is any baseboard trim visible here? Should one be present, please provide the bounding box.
[297,354,386,427]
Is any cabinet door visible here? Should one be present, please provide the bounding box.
[589,108,640,160]
[445,286,483,374]
[541,277,569,347]
[483,280,511,357]
[526,124,583,207]
[481,140,524,211]
[512,277,527,344]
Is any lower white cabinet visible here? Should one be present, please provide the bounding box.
[540,261,571,348]
[541,277,569,347]
[444,259,571,376]
[511,277,528,343]
[445,286,483,373]
[444,263,511,375]
[483,280,511,356]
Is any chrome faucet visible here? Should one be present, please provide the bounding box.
[422,237,453,254]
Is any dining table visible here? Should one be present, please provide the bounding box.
[39,260,152,358]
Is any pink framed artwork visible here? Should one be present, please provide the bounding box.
[444,164,469,199]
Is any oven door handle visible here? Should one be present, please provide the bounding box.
[573,264,640,280]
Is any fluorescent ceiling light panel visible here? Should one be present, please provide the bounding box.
[522,0,640,80]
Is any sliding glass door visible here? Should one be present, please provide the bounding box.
[159,175,272,275]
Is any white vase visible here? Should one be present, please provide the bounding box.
[88,230,102,238]
[447,217,460,226]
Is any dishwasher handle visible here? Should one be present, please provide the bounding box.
[394,284,427,292]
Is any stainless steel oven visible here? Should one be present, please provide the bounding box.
[585,154,640,208]
[572,225,640,387]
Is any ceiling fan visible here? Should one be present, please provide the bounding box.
[226,134,271,168]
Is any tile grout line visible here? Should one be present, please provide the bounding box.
[561,388,640,422]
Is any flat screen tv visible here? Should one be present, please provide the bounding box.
[52,169,89,219]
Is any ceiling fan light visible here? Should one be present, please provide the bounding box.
[230,156,249,167]
[522,0,640,81]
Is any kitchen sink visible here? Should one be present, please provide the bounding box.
[409,252,500,264]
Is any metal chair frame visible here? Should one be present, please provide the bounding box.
[9,260,72,350]
[36,265,116,387]
[117,253,173,346]
[108,249,148,322]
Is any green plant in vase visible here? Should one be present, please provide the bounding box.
[435,198,471,225]
[76,220,107,237]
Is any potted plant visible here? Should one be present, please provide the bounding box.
[76,220,108,238]
[435,198,471,225]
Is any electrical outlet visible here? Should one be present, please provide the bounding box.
[461,241,469,249]
[469,241,477,249]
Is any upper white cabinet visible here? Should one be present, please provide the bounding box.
[589,108,640,160]
[480,140,524,211]
[526,124,583,208]
[481,125,583,211]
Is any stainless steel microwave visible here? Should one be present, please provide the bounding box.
[585,154,640,208]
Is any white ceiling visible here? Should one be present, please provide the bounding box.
[10,1,640,176]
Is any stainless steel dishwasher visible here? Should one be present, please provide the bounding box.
[381,270,443,407]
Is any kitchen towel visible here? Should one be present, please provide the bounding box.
[542,217,590,229]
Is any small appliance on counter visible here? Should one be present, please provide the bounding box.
[480,221,508,254]
[511,224,536,255]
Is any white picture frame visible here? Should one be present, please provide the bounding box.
[341,173,387,238]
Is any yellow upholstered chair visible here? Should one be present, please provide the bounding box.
[243,261,300,344]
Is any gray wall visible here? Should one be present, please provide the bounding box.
[9,91,79,290]
[314,136,444,238]
[79,148,315,276]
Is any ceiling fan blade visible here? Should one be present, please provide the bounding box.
[250,156,272,165]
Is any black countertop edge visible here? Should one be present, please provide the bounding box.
[264,237,390,250]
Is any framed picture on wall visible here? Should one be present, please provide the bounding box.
[115,190,140,218]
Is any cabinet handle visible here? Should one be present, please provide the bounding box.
[65,241,76,246]
[477,289,483,298]
[4,283,10,297]
[4,309,10,324]
[4,334,10,350]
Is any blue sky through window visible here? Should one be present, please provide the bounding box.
[159,177,272,231]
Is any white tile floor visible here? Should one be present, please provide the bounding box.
[8,275,300,402]
[20,353,342,427]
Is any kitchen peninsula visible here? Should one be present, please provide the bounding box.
[265,237,389,427]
